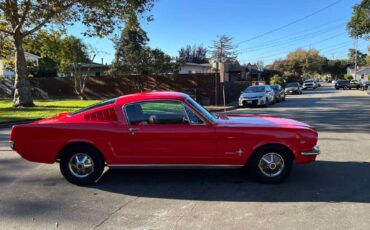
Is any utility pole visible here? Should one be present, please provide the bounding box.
[354,37,358,80]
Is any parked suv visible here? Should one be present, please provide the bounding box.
[302,80,317,89]
[335,80,360,90]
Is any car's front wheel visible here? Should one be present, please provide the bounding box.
[60,145,105,186]
[248,146,293,183]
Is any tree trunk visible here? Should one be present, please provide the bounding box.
[13,32,34,107]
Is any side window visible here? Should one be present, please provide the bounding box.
[184,106,204,124]
[125,101,189,125]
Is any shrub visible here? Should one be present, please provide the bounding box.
[343,74,353,80]
[270,75,285,86]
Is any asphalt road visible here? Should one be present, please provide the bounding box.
[1,84,370,230]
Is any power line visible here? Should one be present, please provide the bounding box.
[237,19,346,51]
[249,32,346,60]
[236,0,343,45]
[238,23,345,54]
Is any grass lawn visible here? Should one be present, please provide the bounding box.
[0,99,100,123]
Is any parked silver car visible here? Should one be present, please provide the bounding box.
[239,85,275,107]
[285,82,302,95]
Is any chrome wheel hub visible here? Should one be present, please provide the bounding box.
[258,152,285,177]
[68,153,94,178]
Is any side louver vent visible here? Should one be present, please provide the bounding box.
[84,108,117,121]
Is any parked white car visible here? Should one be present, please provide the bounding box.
[239,85,275,107]
[302,80,318,89]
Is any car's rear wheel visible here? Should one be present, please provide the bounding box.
[60,145,105,186]
[247,146,293,183]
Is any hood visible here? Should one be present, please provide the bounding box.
[240,92,265,98]
[217,114,312,129]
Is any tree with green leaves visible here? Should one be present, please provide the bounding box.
[347,0,370,39]
[0,0,154,107]
[111,22,150,75]
[270,75,285,86]
[112,23,179,76]
[148,48,180,75]
[209,35,238,63]
[323,59,348,79]
[348,48,368,66]
[178,45,208,64]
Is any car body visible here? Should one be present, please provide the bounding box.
[10,92,320,185]
[360,81,370,91]
[302,80,317,90]
[335,80,360,90]
[285,82,302,95]
[238,85,275,107]
[270,84,286,102]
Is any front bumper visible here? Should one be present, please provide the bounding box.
[239,98,265,106]
[301,145,320,156]
[285,89,299,94]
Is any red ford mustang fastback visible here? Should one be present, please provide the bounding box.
[9,92,320,185]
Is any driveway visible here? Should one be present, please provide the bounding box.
[1,84,370,229]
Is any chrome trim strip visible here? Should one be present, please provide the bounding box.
[301,145,320,156]
[108,164,244,169]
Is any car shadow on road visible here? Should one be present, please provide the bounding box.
[93,160,370,203]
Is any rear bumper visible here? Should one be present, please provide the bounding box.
[301,145,320,156]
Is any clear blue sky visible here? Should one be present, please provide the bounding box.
[67,0,369,65]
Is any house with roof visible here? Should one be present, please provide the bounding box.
[58,62,110,77]
[0,52,40,77]
[347,66,370,81]
[219,61,268,83]
[179,62,212,74]
[357,66,370,81]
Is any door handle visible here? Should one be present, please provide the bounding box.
[128,128,140,133]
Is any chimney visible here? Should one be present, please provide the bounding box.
[101,58,104,65]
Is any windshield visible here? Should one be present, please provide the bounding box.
[186,97,216,123]
[287,83,299,87]
[244,86,265,93]
[70,98,117,116]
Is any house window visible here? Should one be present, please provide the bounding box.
[95,72,101,77]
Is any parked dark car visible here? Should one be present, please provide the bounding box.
[335,80,360,90]
[360,81,370,91]
[285,82,302,95]
[271,84,286,102]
